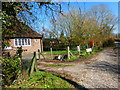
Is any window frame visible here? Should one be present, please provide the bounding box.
[14,38,31,47]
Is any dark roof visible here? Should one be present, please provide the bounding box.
[4,18,42,38]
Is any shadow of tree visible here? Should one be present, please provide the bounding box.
[87,61,119,74]
[21,59,31,70]
[60,76,88,90]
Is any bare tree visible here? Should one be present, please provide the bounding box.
[50,4,117,48]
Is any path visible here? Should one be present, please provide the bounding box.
[38,47,119,88]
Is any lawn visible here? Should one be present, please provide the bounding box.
[6,71,74,88]
[43,48,103,62]
[43,50,67,55]
[43,50,85,55]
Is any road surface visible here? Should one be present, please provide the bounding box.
[38,47,119,88]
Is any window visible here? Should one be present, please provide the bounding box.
[14,38,31,46]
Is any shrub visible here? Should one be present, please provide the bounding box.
[2,57,21,86]
[103,38,115,47]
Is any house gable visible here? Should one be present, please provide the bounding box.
[3,18,43,55]
[4,17,43,39]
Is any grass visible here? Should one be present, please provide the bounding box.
[64,56,79,62]
[43,50,67,55]
[65,49,103,61]
[45,64,73,67]
[43,48,104,62]
[6,71,74,88]
[43,49,90,55]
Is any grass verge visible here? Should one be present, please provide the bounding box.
[6,71,74,88]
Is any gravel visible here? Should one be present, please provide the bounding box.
[38,47,119,89]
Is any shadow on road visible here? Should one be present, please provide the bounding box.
[60,76,88,90]
[87,61,119,74]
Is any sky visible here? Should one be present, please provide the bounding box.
[20,2,118,34]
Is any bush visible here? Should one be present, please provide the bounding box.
[103,39,115,47]
[2,57,21,86]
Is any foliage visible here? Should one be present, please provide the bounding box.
[2,57,21,86]
[6,71,74,88]
[50,4,117,48]
[103,38,115,47]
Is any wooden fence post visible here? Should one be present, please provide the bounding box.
[38,49,46,61]
[87,44,88,48]
[67,46,70,59]
[38,49,40,60]
[28,52,37,76]
[7,52,10,58]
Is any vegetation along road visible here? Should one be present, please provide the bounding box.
[38,47,119,88]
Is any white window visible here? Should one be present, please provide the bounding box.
[14,38,31,46]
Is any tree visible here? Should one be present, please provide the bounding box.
[2,1,62,47]
[86,4,117,48]
[50,4,117,48]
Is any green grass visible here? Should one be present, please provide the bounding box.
[79,52,94,58]
[6,71,74,88]
[43,49,103,61]
[45,64,73,67]
[44,50,82,55]
[65,56,79,62]
[65,50,99,61]
[70,50,78,55]
[43,51,67,55]
[79,48,104,58]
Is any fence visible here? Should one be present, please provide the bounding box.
[28,52,36,76]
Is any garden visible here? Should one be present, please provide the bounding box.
[1,1,117,89]
[1,44,104,88]
[1,54,74,88]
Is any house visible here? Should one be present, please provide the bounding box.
[3,19,43,56]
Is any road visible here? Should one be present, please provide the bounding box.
[38,47,119,88]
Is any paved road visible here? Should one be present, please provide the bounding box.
[38,47,119,88]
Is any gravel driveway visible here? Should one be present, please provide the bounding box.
[38,47,119,88]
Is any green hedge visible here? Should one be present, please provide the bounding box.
[2,57,21,86]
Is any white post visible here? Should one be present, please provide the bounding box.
[67,46,70,59]
[50,48,53,59]
[77,45,80,55]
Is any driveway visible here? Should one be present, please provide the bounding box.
[38,47,119,88]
